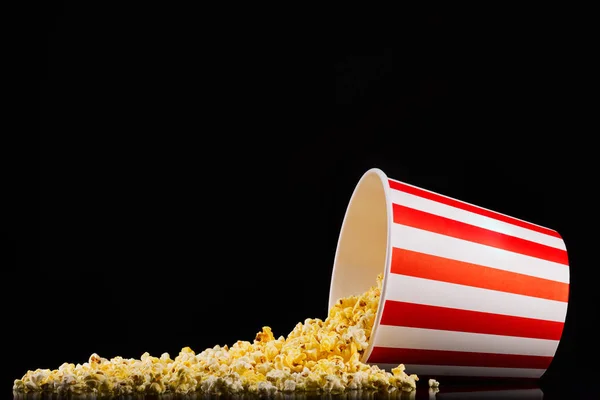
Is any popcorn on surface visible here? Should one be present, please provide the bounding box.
[14,274,432,395]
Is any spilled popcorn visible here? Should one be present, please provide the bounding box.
[429,379,440,389]
[14,274,438,395]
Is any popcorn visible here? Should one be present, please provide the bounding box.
[13,273,438,395]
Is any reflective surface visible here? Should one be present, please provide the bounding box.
[11,385,588,400]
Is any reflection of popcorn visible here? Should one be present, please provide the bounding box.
[14,274,438,394]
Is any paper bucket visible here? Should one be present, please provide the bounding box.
[328,168,569,379]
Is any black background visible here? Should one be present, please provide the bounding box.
[21,2,598,398]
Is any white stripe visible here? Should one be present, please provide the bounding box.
[433,389,543,399]
[391,224,569,283]
[375,364,544,378]
[373,326,560,357]
[385,274,567,322]
[388,178,555,232]
[390,189,566,250]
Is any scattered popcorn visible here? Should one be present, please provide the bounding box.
[13,274,438,395]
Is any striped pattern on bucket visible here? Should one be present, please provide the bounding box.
[366,179,569,378]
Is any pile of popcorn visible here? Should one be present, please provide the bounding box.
[14,274,439,395]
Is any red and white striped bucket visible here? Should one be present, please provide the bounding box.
[328,168,569,379]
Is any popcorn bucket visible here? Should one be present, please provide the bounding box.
[328,168,569,379]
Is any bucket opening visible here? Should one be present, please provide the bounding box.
[328,168,391,361]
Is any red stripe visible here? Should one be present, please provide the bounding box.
[392,203,568,265]
[391,247,569,302]
[380,301,564,340]
[388,179,561,239]
[368,347,553,370]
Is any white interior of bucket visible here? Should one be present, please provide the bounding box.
[328,168,390,311]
